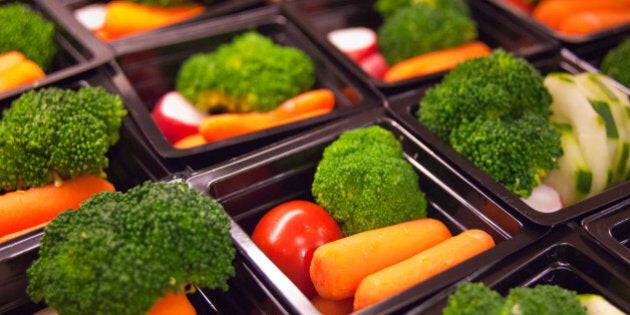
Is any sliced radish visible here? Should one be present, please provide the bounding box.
[151,91,207,145]
[358,51,389,80]
[521,183,565,213]
[327,27,378,63]
[74,4,107,31]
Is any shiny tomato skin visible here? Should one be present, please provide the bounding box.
[252,200,342,298]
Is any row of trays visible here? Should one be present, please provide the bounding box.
[0,0,628,314]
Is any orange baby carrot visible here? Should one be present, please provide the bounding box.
[148,292,196,315]
[0,174,115,238]
[0,51,26,73]
[353,229,495,311]
[532,0,630,29]
[309,218,452,300]
[0,57,45,93]
[99,1,204,41]
[383,41,491,82]
[557,10,630,35]
[173,133,207,149]
[310,295,354,315]
[200,112,271,142]
[271,89,335,121]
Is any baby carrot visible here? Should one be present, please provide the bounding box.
[99,1,205,41]
[0,51,26,73]
[0,57,45,93]
[148,292,196,315]
[557,11,630,35]
[532,0,630,29]
[270,89,335,121]
[353,229,495,311]
[0,174,115,238]
[200,112,271,142]
[309,218,452,300]
[173,133,207,149]
[383,41,491,82]
[310,295,354,315]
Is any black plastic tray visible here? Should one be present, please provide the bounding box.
[484,0,630,47]
[0,0,113,102]
[281,0,560,95]
[184,108,549,314]
[108,5,383,170]
[406,223,630,314]
[386,48,630,227]
[582,199,630,266]
[37,0,269,56]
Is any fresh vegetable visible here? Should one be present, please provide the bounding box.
[374,0,471,18]
[0,51,45,93]
[383,41,491,82]
[358,51,389,79]
[600,39,630,88]
[74,4,107,31]
[0,3,57,70]
[152,91,207,144]
[353,229,495,311]
[199,89,334,142]
[377,3,477,65]
[557,11,630,36]
[417,50,561,198]
[176,31,315,114]
[95,1,205,42]
[0,174,114,239]
[309,218,451,300]
[327,27,378,63]
[311,125,428,236]
[252,200,343,298]
[0,86,127,192]
[27,181,236,315]
[310,295,354,315]
[505,0,537,14]
[504,285,586,315]
[532,0,630,30]
[578,294,627,315]
[148,292,196,315]
[174,133,207,149]
[442,282,505,315]
[521,183,564,213]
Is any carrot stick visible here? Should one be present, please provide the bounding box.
[383,41,492,82]
[200,89,335,142]
[557,10,630,35]
[310,295,354,315]
[0,174,115,238]
[0,51,26,73]
[173,133,207,149]
[352,229,495,311]
[532,0,630,29]
[0,59,45,93]
[99,1,205,41]
[148,292,196,315]
[309,218,452,300]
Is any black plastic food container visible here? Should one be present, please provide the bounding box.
[406,223,630,314]
[281,0,560,95]
[582,198,630,266]
[184,108,549,314]
[0,0,113,101]
[36,0,269,56]
[107,5,382,170]
[386,48,630,227]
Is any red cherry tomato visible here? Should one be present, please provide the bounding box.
[252,200,342,298]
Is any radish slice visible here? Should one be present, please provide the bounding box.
[151,91,207,145]
[358,51,389,80]
[327,27,378,63]
[521,183,565,213]
[74,4,107,31]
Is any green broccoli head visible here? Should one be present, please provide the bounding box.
[27,181,236,315]
[377,4,477,65]
[311,126,427,236]
[600,39,630,88]
[0,86,127,192]
[374,0,471,18]
[503,285,587,315]
[0,3,57,70]
[443,282,505,315]
[449,112,562,198]
[176,31,315,113]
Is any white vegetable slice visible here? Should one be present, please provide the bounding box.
[521,183,564,213]
[544,73,610,199]
[327,27,378,63]
[577,294,626,315]
[74,4,107,31]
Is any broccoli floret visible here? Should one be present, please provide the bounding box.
[27,181,236,315]
[600,39,630,88]
[503,285,587,315]
[176,31,315,113]
[311,126,427,236]
[443,282,504,315]
[0,86,127,192]
[374,0,471,18]
[0,3,57,70]
[377,4,477,65]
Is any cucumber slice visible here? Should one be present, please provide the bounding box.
[544,73,611,199]
[543,123,592,206]
[577,294,626,315]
